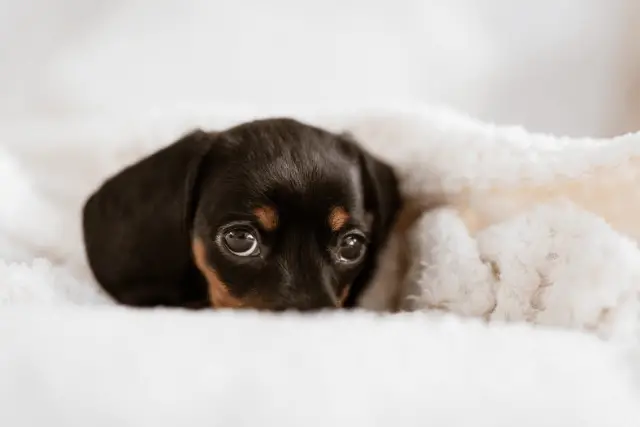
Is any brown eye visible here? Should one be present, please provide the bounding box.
[223,228,260,257]
[337,232,366,263]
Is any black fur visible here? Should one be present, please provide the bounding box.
[82,118,401,311]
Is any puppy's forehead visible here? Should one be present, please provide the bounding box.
[259,147,357,194]
[223,119,363,202]
[226,117,336,149]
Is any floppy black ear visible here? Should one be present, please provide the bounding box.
[82,129,216,308]
[342,135,402,307]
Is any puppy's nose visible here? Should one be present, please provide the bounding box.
[283,287,339,311]
[277,259,339,310]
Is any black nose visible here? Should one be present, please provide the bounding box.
[294,291,340,311]
[270,305,330,313]
[267,292,337,312]
[276,258,339,311]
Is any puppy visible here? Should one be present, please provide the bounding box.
[82,118,401,311]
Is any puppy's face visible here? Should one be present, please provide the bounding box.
[190,119,400,311]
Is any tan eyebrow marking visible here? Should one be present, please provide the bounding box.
[328,206,350,231]
[254,206,278,231]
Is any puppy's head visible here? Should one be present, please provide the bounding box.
[83,117,400,310]
[189,118,400,310]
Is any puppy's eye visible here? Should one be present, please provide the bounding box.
[223,228,260,257]
[336,232,367,263]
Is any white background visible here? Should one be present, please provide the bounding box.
[1,0,638,137]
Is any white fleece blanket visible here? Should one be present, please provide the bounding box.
[0,105,639,426]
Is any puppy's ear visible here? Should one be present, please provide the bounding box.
[341,133,402,307]
[82,129,218,307]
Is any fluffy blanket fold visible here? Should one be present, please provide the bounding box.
[0,104,639,425]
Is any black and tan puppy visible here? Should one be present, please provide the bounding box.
[82,118,401,311]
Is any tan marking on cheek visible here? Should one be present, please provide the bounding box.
[254,206,278,231]
[328,207,350,231]
[191,237,245,309]
[337,285,350,307]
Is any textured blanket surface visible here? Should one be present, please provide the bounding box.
[0,104,639,425]
[0,306,639,427]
